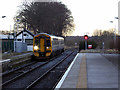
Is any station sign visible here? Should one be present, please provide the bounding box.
[88,45,92,49]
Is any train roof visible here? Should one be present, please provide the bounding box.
[34,33,64,40]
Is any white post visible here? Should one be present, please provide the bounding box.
[102,42,104,53]
[85,40,87,50]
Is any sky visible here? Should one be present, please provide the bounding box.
[62,0,119,36]
[0,0,119,36]
[0,0,22,31]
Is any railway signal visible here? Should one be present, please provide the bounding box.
[84,35,88,40]
[84,35,88,50]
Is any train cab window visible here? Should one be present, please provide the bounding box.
[35,37,39,44]
[46,40,51,46]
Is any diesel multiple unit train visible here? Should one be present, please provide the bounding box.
[33,33,64,59]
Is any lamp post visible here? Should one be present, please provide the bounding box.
[14,18,20,52]
[110,17,119,49]
[1,16,11,53]
[110,20,116,49]
[2,16,6,18]
[1,16,6,30]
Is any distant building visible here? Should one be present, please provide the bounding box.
[0,29,34,53]
[0,34,14,53]
[0,34,14,39]
[15,29,34,52]
[16,29,34,41]
[65,36,84,47]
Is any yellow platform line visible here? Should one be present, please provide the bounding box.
[77,53,87,88]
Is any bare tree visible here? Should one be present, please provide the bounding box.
[14,1,74,36]
[92,29,115,49]
[93,29,102,36]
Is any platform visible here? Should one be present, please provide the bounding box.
[55,53,118,89]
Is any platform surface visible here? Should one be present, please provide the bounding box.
[56,53,118,89]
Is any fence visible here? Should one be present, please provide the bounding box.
[1,39,14,53]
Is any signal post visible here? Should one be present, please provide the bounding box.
[84,35,88,50]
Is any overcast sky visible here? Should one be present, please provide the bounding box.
[0,0,119,36]
[62,0,119,36]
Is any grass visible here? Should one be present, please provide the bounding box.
[2,51,32,59]
[80,49,101,53]
[104,49,119,54]
[80,49,119,54]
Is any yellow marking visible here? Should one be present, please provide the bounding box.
[40,39,45,52]
[77,53,87,88]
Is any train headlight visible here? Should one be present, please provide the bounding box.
[46,47,50,49]
[34,46,39,50]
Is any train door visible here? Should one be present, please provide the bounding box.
[40,38,45,52]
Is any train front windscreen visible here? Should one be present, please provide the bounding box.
[34,37,39,51]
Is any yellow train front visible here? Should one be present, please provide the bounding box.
[33,33,64,59]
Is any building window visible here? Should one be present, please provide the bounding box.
[17,39,21,41]
[25,39,33,45]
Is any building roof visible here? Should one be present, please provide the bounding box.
[16,29,34,37]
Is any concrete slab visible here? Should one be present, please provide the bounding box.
[55,53,118,89]
[0,59,11,63]
[86,53,118,88]
[60,53,82,88]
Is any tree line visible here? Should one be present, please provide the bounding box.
[14,1,74,36]
[92,29,120,52]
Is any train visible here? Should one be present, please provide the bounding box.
[33,33,64,59]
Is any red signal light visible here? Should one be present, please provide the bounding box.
[84,35,88,40]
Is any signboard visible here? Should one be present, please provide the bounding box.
[88,45,92,49]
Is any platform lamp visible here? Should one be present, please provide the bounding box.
[110,17,119,49]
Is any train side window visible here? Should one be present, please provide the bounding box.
[46,40,51,46]
[61,40,64,44]
[52,40,54,45]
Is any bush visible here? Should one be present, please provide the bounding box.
[79,40,98,51]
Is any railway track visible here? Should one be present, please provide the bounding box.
[2,52,62,79]
[2,60,50,87]
[2,50,69,84]
[2,51,64,86]
[2,61,37,77]
[2,50,77,89]
[28,50,77,89]
[25,51,74,89]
